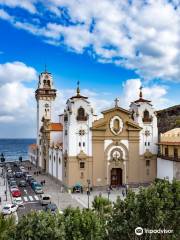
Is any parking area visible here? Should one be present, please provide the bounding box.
[1,161,84,220]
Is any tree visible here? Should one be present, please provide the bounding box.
[63,207,105,240]
[92,196,112,217]
[14,211,65,240]
[0,214,16,240]
[107,180,180,240]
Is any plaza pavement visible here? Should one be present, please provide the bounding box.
[23,161,140,210]
[23,161,84,210]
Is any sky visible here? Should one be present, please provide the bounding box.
[0,0,180,138]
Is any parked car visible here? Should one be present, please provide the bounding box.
[11,189,21,197]
[10,186,19,191]
[39,194,51,206]
[13,197,24,207]
[7,169,12,173]
[9,180,17,187]
[7,172,14,178]
[8,177,15,183]
[22,171,29,177]
[29,178,37,185]
[15,172,23,178]
[1,204,18,215]
[19,180,26,187]
[45,203,58,214]
[32,183,43,194]
[25,174,32,181]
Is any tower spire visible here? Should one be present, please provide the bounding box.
[77,80,80,96]
[139,86,143,99]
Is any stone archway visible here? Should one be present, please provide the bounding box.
[105,141,129,186]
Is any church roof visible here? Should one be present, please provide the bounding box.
[70,81,88,100]
[50,123,63,131]
[29,144,37,150]
[133,86,151,104]
[101,106,130,115]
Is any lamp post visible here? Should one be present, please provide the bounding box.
[107,187,111,201]
[87,179,90,209]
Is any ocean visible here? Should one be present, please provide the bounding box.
[0,139,36,162]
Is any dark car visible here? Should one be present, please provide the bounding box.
[15,172,22,178]
[19,180,26,187]
[9,180,17,187]
[8,177,15,183]
[7,172,14,179]
[45,203,58,214]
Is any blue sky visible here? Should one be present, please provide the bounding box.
[0,0,179,138]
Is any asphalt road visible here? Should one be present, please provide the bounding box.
[7,163,45,219]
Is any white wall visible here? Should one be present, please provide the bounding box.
[157,158,174,182]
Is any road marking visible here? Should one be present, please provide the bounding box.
[34,195,39,201]
[24,196,28,202]
[29,196,33,201]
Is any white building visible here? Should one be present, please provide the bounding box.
[29,71,159,188]
[157,128,180,182]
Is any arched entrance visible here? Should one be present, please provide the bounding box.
[111,168,122,187]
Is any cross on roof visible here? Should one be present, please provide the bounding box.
[114,98,119,107]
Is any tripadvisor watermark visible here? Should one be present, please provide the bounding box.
[135,227,173,236]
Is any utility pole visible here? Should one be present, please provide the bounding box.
[87,179,90,209]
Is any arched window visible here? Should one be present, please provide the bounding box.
[77,107,87,121]
[47,80,50,86]
[143,110,152,122]
[114,119,120,132]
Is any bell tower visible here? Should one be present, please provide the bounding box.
[35,69,56,145]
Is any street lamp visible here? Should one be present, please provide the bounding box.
[87,179,90,209]
[107,187,111,201]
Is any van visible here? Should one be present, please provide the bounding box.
[39,194,51,206]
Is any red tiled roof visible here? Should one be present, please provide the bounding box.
[29,144,37,150]
[50,123,63,131]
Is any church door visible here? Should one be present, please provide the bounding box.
[44,158,46,171]
[111,168,122,187]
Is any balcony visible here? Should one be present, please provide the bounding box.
[76,115,88,121]
[158,153,180,162]
[142,116,153,123]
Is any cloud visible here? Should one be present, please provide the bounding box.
[0,1,180,81]
[0,0,37,13]
[0,61,37,85]
[0,61,37,138]
[120,79,170,110]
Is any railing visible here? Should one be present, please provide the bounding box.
[158,153,180,162]
[142,116,152,123]
[76,115,88,121]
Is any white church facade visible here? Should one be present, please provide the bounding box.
[29,70,159,189]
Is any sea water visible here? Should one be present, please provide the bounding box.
[0,139,35,162]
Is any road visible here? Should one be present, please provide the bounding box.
[7,163,45,219]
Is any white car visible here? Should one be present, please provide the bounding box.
[10,186,18,191]
[13,197,24,207]
[1,204,18,215]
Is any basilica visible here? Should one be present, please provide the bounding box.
[29,70,158,189]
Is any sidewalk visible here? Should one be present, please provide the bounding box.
[0,166,18,223]
[0,167,12,211]
[22,162,84,210]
